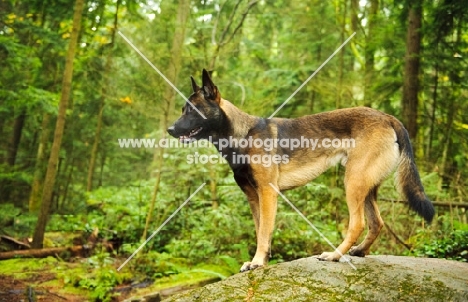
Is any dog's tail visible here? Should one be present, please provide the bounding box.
[392,120,435,223]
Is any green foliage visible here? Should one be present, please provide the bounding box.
[408,222,468,262]
[0,1,467,297]
[130,252,185,279]
[0,203,37,240]
[58,252,130,302]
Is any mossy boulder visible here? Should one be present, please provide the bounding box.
[164,255,468,301]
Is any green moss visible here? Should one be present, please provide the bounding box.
[165,259,467,302]
[151,268,223,291]
[0,257,58,275]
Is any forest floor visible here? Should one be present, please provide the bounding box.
[0,256,224,301]
[0,273,85,302]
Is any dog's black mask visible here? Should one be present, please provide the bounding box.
[167,69,226,143]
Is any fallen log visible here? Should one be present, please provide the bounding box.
[0,228,100,260]
[0,245,93,260]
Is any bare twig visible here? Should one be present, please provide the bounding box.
[380,198,468,209]
[384,222,412,250]
[218,0,243,45]
[211,0,228,45]
[223,0,259,46]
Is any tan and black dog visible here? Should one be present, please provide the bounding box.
[167,69,435,272]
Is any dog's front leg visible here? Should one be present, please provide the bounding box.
[240,185,278,272]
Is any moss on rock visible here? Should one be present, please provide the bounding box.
[164,255,468,301]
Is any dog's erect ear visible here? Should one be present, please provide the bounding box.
[190,76,200,93]
[201,69,220,103]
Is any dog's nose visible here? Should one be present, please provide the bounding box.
[167,125,175,136]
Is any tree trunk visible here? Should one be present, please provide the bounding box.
[426,62,438,162]
[364,0,378,106]
[336,0,347,109]
[438,21,462,190]
[209,164,218,209]
[31,0,85,249]
[310,2,325,113]
[402,0,422,140]
[142,0,190,240]
[61,158,75,210]
[29,113,51,213]
[86,98,104,192]
[99,152,106,187]
[7,110,27,167]
[86,0,120,192]
[0,109,26,203]
[350,0,358,72]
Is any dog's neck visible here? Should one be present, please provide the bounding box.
[220,98,259,139]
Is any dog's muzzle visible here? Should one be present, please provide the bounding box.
[167,125,176,137]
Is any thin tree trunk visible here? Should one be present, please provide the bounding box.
[142,0,190,240]
[336,0,347,109]
[0,114,5,151]
[402,0,422,140]
[209,45,220,71]
[0,109,26,203]
[438,17,461,190]
[99,152,105,187]
[29,113,51,213]
[32,0,85,249]
[350,0,358,72]
[364,0,378,106]
[438,96,454,190]
[61,158,75,210]
[86,0,120,192]
[310,2,325,113]
[426,63,438,161]
[52,156,65,211]
[86,98,105,191]
[7,110,27,167]
[209,164,218,209]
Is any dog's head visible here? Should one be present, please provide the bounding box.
[167,69,227,143]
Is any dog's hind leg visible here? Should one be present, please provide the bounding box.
[318,178,367,261]
[319,127,399,261]
[349,185,383,257]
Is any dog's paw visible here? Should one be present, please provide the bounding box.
[349,246,367,257]
[317,251,341,262]
[240,261,263,272]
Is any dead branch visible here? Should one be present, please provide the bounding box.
[380,198,468,209]
[223,0,259,46]
[384,222,411,250]
[218,0,243,44]
[0,235,30,249]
